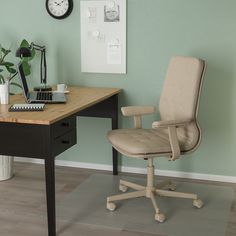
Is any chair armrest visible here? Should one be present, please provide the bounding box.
[121,106,156,116]
[121,106,156,129]
[152,119,192,129]
[152,119,192,161]
[168,126,181,161]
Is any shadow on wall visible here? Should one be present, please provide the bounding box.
[177,49,236,173]
[55,41,81,84]
[199,51,235,146]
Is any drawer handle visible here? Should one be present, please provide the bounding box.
[61,122,70,127]
[62,140,70,144]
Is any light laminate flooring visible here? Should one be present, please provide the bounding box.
[0,162,235,236]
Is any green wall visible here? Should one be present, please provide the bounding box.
[0,0,236,176]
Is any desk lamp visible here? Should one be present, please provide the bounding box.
[16,42,51,91]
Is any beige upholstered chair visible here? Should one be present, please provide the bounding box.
[106,56,206,222]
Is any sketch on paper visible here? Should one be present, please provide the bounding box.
[104,4,120,22]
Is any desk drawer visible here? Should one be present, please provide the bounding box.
[52,129,76,156]
[52,115,76,138]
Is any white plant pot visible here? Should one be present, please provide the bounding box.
[0,81,9,104]
[0,155,14,181]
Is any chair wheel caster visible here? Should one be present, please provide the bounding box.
[155,213,166,223]
[193,199,204,208]
[168,183,176,191]
[119,184,128,192]
[107,202,116,211]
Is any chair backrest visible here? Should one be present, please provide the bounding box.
[159,56,206,153]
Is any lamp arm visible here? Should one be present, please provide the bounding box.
[40,49,47,85]
[30,42,47,86]
[30,42,45,51]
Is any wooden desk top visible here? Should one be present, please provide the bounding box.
[0,86,121,125]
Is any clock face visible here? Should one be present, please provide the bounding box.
[46,0,73,19]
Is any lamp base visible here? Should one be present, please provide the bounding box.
[33,86,52,92]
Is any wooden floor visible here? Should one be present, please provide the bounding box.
[0,162,235,236]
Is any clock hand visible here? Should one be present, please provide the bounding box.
[54,1,60,6]
[57,0,65,6]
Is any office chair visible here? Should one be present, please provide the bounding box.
[106,56,206,222]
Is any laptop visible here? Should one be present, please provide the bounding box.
[17,63,66,104]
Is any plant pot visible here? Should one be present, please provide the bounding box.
[0,155,14,181]
[0,81,9,104]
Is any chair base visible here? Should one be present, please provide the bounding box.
[106,160,203,222]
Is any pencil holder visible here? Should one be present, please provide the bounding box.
[0,156,14,181]
[0,81,9,105]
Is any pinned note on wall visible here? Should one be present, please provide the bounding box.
[81,0,126,74]
[107,40,122,65]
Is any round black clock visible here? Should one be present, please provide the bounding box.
[46,0,73,19]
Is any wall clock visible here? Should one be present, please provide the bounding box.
[46,0,73,19]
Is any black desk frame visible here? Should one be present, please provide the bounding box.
[0,94,119,236]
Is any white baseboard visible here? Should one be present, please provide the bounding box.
[14,157,236,183]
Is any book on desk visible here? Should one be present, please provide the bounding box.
[9,103,45,112]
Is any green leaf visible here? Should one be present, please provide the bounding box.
[2,61,16,73]
[1,47,11,55]
[22,57,30,62]
[28,48,36,61]
[20,39,30,48]
[1,47,7,54]
[22,61,31,76]
[2,62,14,67]
[6,67,16,74]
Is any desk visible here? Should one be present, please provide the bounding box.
[0,86,121,236]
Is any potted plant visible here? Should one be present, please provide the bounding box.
[0,40,34,181]
[0,45,18,104]
[0,45,17,180]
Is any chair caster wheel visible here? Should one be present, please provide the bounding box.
[193,199,204,208]
[119,184,128,192]
[155,213,166,223]
[168,183,176,191]
[107,202,116,211]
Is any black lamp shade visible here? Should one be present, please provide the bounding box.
[15,47,32,57]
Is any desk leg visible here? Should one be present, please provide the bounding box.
[112,95,118,176]
[45,158,56,236]
[77,94,119,175]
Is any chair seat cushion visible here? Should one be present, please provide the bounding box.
[107,128,172,157]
